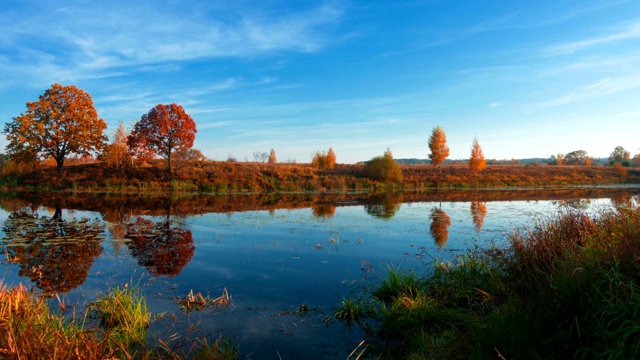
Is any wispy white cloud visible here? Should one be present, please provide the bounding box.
[544,21,640,56]
[197,120,241,130]
[533,75,640,108]
[584,78,611,89]
[0,1,345,87]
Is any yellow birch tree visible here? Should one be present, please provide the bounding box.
[469,136,486,173]
[268,149,277,164]
[428,126,449,167]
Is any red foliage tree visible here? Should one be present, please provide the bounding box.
[127,104,197,174]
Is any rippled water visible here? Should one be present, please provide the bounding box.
[0,189,637,358]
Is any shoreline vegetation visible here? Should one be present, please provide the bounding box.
[336,206,640,359]
[0,282,238,359]
[0,160,639,194]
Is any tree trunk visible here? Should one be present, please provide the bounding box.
[167,151,172,175]
[56,157,64,171]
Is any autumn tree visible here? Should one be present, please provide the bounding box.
[268,149,277,164]
[311,147,336,169]
[556,153,563,166]
[102,121,131,170]
[469,136,486,173]
[428,126,449,167]
[3,83,107,171]
[127,103,197,174]
[609,146,631,166]
[327,147,336,166]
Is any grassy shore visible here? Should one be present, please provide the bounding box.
[0,283,239,359]
[336,206,640,359]
[1,160,638,193]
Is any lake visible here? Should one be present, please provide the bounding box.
[0,188,638,358]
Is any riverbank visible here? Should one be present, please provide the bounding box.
[337,205,640,359]
[1,161,638,193]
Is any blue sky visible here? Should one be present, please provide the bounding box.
[1,0,639,163]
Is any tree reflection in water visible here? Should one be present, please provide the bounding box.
[430,206,451,248]
[611,191,637,211]
[557,199,591,211]
[1,205,105,293]
[364,193,403,219]
[470,201,487,234]
[125,217,194,277]
[312,204,336,219]
[103,206,129,256]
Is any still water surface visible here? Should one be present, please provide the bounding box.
[0,189,638,358]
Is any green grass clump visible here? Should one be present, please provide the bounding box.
[90,284,150,351]
[191,336,240,360]
[335,297,368,326]
[337,207,640,359]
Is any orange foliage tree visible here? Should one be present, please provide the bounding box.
[3,83,108,171]
[327,147,337,166]
[269,149,277,164]
[311,147,336,169]
[428,126,449,167]
[469,136,486,173]
[127,104,197,174]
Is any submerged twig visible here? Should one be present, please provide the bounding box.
[177,288,231,312]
